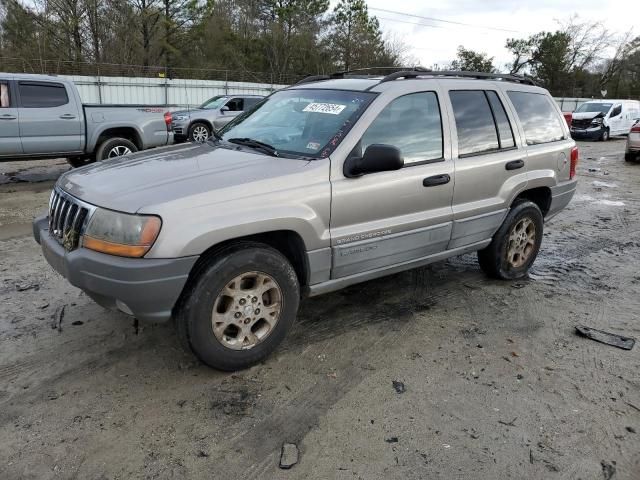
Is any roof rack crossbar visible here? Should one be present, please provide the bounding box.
[378,69,537,86]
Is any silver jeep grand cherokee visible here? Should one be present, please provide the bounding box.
[33,69,578,371]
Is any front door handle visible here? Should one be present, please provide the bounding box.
[59,114,76,119]
[423,174,451,187]
[0,114,16,120]
[505,159,525,170]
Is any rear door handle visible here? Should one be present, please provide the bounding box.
[505,159,525,170]
[423,174,451,187]
[0,114,16,120]
[59,114,76,119]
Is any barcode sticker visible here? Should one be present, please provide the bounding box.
[303,103,346,115]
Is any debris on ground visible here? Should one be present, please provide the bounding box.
[385,436,399,443]
[575,325,635,350]
[601,460,616,480]
[16,282,39,292]
[511,283,526,289]
[625,426,636,434]
[392,380,406,394]
[71,320,84,326]
[197,450,209,458]
[279,442,299,469]
[51,305,66,333]
[498,417,517,427]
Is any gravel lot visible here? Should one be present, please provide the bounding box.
[1,140,639,479]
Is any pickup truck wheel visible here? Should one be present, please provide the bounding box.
[96,137,138,161]
[176,242,300,371]
[477,201,543,280]
[188,122,211,143]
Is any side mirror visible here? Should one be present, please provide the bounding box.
[344,144,404,178]
[221,106,230,113]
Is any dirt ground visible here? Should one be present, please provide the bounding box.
[1,141,639,480]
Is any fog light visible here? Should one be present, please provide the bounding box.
[116,299,133,316]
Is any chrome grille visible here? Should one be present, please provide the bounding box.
[48,188,91,251]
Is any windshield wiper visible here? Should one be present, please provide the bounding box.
[227,137,279,157]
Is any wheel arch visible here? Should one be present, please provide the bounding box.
[512,186,552,216]
[92,127,143,152]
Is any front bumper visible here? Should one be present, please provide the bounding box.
[547,179,578,220]
[570,126,603,140]
[33,215,198,323]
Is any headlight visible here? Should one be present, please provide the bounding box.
[173,115,188,121]
[591,117,603,126]
[82,208,162,258]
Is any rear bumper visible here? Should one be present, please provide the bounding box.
[547,179,578,220]
[33,215,198,323]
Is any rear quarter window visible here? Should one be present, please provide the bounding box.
[507,91,565,145]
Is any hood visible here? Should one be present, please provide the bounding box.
[572,112,604,121]
[57,143,314,213]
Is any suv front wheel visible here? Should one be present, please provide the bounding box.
[176,242,300,371]
[477,200,543,280]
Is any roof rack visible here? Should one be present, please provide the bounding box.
[295,66,418,85]
[378,69,537,86]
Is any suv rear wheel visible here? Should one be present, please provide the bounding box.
[477,200,543,280]
[176,242,300,371]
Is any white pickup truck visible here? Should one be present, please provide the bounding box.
[0,73,173,167]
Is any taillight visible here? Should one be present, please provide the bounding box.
[164,112,172,130]
[570,146,579,179]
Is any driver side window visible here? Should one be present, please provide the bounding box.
[225,98,244,112]
[611,105,622,117]
[359,92,443,165]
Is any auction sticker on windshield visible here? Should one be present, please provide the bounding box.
[303,103,346,115]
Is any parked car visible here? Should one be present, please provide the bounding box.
[570,99,640,141]
[171,95,264,143]
[562,111,572,126]
[0,73,173,167]
[625,119,640,162]
[33,70,578,371]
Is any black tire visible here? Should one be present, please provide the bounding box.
[188,122,211,143]
[95,137,138,161]
[175,242,300,371]
[625,152,636,163]
[477,201,544,280]
[600,128,610,142]
[66,156,93,168]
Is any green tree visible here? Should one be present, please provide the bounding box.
[331,0,383,71]
[450,46,494,73]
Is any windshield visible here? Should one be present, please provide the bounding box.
[575,102,612,114]
[219,89,376,158]
[199,96,227,109]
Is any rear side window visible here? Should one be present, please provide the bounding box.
[0,82,9,108]
[486,91,515,149]
[360,91,443,165]
[19,82,69,108]
[449,90,500,156]
[507,91,564,145]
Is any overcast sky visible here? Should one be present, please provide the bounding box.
[362,0,640,71]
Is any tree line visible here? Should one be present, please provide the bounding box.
[0,0,404,82]
[1,0,638,99]
[449,17,640,99]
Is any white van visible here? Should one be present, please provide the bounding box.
[570,99,640,141]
